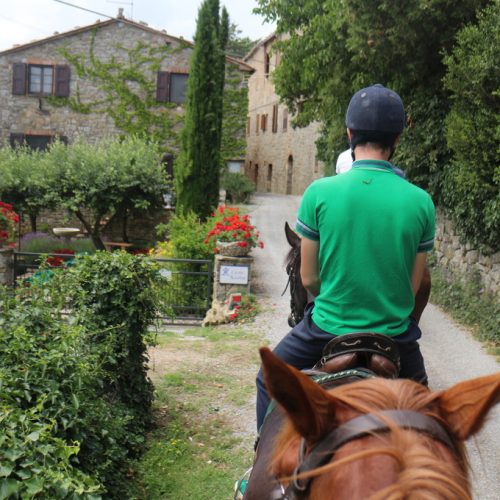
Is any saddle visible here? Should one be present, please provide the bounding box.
[313,332,401,378]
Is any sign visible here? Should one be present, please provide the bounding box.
[220,265,249,285]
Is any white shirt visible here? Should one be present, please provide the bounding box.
[335,149,353,174]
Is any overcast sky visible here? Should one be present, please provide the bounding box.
[0,0,275,52]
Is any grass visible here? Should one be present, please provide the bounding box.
[133,323,263,499]
[429,261,500,357]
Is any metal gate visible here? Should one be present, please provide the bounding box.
[13,252,213,325]
[153,257,213,324]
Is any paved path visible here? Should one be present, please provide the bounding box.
[247,192,500,500]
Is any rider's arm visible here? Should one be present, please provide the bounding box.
[300,237,321,297]
[412,252,427,296]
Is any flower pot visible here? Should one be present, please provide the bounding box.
[216,240,251,257]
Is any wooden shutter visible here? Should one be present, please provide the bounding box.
[12,63,27,95]
[156,71,171,102]
[54,65,71,97]
[272,105,278,133]
[9,133,25,148]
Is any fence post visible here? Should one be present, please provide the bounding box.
[0,248,15,286]
[203,254,253,326]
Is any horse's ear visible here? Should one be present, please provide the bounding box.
[437,373,500,440]
[260,347,336,443]
[285,222,301,248]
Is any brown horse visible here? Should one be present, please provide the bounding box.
[284,222,432,327]
[244,347,500,499]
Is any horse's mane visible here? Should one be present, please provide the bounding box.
[272,378,470,500]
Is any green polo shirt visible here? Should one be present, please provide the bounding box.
[296,159,435,336]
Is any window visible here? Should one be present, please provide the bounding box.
[29,65,53,95]
[12,63,70,97]
[256,114,260,134]
[10,133,67,151]
[282,108,288,132]
[156,71,189,104]
[272,104,278,133]
[264,51,270,77]
[267,164,273,181]
[170,73,188,103]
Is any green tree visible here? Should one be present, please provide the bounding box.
[255,0,488,194]
[51,32,183,149]
[442,0,500,249]
[226,23,256,59]
[50,137,168,250]
[175,0,229,219]
[0,145,59,232]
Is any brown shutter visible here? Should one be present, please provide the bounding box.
[12,63,27,95]
[54,65,71,97]
[9,133,25,148]
[272,105,278,133]
[156,71,171,102]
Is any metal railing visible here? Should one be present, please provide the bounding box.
[12,252,214,325]
[152,257,213,324]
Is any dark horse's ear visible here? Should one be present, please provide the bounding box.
[260,347,336,443]
[436,373,500,441]
[285,222,301,249]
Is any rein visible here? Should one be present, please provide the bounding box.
[282,246,303,326]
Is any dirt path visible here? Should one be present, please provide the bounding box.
[245,192,500,500]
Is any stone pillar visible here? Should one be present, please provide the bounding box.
[203,254,254,326]
[0,248,14,286]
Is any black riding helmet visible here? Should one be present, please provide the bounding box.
[346,84,405,151]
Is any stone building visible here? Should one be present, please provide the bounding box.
[244,33,323,195]
[0,11,253,149]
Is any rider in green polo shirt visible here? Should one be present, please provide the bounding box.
[256,84,435,430]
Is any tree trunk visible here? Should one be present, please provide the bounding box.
[75,210,106,251]
[29,213,37,233]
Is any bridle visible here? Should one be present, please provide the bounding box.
[282,246,304,327]
[269,380,459,500]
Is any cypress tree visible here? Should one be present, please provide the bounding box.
[175,0,228,219]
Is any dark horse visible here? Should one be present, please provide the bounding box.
[242,345,500,499]
[284,221,432,327]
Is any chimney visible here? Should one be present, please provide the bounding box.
[117,8,124,19]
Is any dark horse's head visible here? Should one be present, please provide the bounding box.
[284,222,309,327]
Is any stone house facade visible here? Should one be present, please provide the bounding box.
[244,33,323,195]
[0,12,252,149]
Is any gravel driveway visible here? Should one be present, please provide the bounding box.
[245,192,500,500]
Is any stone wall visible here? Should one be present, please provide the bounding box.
[19,207,172,246]
[244,34,324,195]
[434,209,499,296]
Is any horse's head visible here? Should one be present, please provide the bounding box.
[260,347,500,500]
[284,222,308,327]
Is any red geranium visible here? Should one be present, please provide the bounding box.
[204,205,264,253]
[0,201,19,248]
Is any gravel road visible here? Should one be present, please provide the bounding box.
[245,192,500,500]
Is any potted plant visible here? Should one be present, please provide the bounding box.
[204,206,264,257]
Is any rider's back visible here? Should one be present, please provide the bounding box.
[297,159,434,336]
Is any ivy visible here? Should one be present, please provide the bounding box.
[49,28,185,149]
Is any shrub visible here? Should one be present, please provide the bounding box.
[0,250,162,497]
[442,1,500,250]
[20,232,96,254]
[221,172,255,204]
